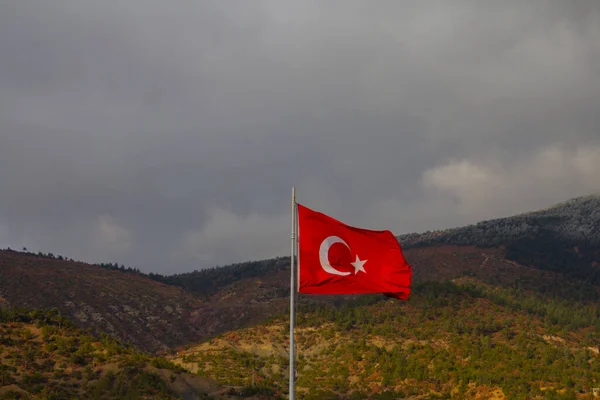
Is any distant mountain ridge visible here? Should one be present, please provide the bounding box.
[1,193,599,357]
[148,194,600,298]
[397,194,600,284]
[397,193,600,247]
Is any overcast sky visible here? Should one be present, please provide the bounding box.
[1,1,599,273]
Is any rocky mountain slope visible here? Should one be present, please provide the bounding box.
[0,250,289,354]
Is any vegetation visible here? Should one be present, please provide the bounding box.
[1,247,142,275]
[399,194,600,283]
[176,280,600,399]
[3,194,600,399]
[0,307,213,399]
[398,194,600,247]
[1,247,289,299]
[5,195,600,294]
[147,257,290,297]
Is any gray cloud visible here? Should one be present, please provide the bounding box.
[1,0,599,272]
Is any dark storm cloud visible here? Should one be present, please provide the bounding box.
[1,1,599,272]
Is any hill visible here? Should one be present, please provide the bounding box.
[0,250,289,354]
[0,307,223,399]
[1,193,600,399]
[148,195,600,301]
[158,194,600,398]
[398,194,600,283]
[398,194,600,246]
[172,279,600,399]
[3,195,600,356]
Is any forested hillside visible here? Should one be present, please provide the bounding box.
[173,279,600,399]
[401,194,600,283]
[147,195,600,295]
[3,195,599,357]
[398,194,600,247]
[0,307,222,399]
[147,257,290,299]
[2,194,600,399]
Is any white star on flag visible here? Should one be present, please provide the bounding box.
[351,255,367,274]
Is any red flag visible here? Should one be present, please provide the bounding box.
[297,203,412,300]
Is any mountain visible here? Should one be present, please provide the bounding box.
[0,250,290,354]
[1,194,600,398]
[399,194,600,247]
[162,194,600,398]
[2,194,599,354]
[398,194,600,283]
[145,195,600,308]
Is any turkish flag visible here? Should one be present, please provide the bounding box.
[297,203,412,300]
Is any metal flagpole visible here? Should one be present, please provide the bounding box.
[289,187,297,400]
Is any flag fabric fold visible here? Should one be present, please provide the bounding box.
[297,203,412,300]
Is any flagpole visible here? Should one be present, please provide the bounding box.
[289,186,296,400]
